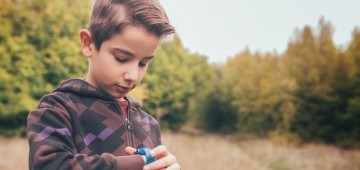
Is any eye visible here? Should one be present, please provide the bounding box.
[139,61,148,67]
[139,58,152,67]
[114,56,127,63]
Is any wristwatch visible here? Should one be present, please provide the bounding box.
[134,147,156,165]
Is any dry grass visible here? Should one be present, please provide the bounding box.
[0,137,28,170]
[1,132,359,170]
[239,139,360,170]
[162,132,268,170]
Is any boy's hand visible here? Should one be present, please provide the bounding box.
[125,145,180,170]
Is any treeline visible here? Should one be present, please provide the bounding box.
[195,19,360,148]
[0,0,359,148]
[0,0,90,135]
[0,0,211,135]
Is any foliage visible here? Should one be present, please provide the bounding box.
[341,28,360,147]
[142,36,212,131]
[0,0,89,135]
[1,0,359,148]
[284,18,355,145]
[194,64,238,133]
[195,18,360,147]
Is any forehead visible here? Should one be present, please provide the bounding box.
[101,25,161,57]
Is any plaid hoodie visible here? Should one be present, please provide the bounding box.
[27,79,161,170]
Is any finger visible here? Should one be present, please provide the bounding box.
[166,163,181,170]
[145,153,176,170]
[151,145,168,158]
[125,146,136,155]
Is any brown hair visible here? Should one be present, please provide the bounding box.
[88,0,175,50]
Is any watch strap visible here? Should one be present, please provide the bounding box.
[134,147,156,165]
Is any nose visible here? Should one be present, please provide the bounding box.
[123,65,139,83]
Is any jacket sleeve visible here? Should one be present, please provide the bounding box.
[27,97,145,170]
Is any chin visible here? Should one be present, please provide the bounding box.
[106,90,126,100]
[114,93,126,99]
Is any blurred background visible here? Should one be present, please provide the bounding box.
[0,0,359,169]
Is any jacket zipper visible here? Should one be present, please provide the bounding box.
[125,104,134,147]
[117,100,134,147]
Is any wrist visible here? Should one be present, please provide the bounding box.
[141,155,146,164]
[134,148,156,165]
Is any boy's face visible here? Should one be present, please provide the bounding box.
[83,26,160,100]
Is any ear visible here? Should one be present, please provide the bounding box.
[79,29,94,58]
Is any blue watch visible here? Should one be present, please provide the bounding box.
[134,147,156,165]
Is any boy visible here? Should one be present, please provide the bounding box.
[27,0,180,169]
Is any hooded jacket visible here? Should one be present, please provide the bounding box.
[27,79,161,170]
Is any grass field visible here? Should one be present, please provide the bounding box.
[1,132,359,170]
[237,138,360,170]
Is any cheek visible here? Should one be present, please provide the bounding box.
[92,60,117,81]
[138,68,148,81]
[102,67,119,80]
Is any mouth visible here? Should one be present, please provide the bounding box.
[115,85,132,93]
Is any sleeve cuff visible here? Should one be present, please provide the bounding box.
[114,155,145,170]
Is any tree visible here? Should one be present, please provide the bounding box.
[341,27,360,147]
[142,36,211,131]
[0,0,90,135]
[194,63,238,133]
[284,18,354,144]
[220,48,291,136]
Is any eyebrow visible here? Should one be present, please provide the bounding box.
[112,48,134,56]
[144,55,155,60]
[112,48,155,59]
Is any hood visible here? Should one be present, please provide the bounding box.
[54,78,141,108]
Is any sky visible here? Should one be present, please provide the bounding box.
[160,0,360,63]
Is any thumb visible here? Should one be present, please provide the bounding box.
[125,146,136,155]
